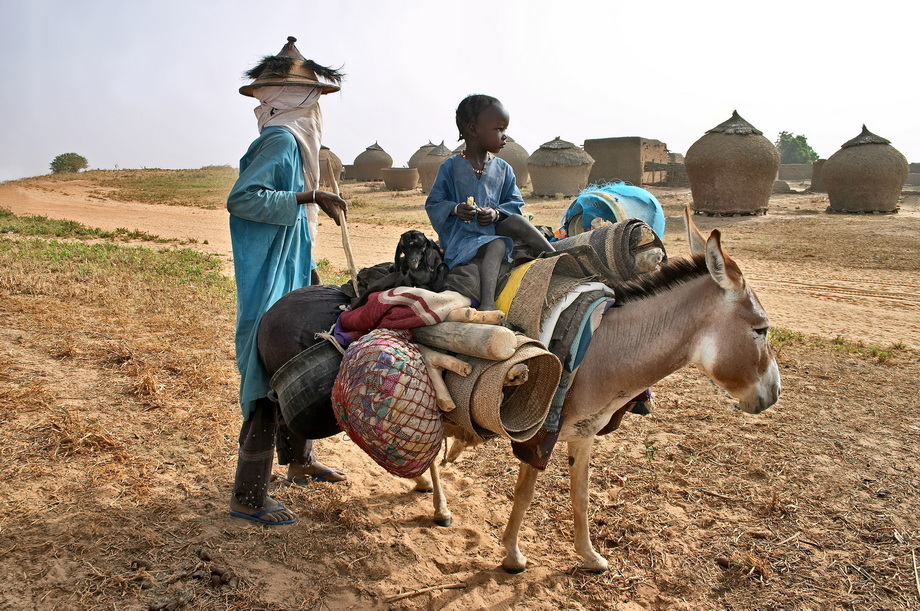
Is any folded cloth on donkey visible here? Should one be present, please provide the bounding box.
[511,288,613,470]
[337,287,471,344]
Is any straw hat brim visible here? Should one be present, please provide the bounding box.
[240,78,340,97]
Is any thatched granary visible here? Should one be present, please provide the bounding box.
[408,141,437,169]
[381,167,420,191]
[352,142,393,181]
[527,137,594,197]
[319,146,343,189]
[496,136,530,188]
[685,111,780,215]
[823,126,908,214]
[418,141,453,194]
[809,159,826,193]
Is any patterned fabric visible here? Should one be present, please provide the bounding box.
[332,329,442,478]
[336,287,471,346]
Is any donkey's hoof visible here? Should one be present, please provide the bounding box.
[580,556,609,573]
[434,516,452,527]
[412,475,433,493]
[501,562,526,574]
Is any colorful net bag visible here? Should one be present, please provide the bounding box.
[332,329,442,478]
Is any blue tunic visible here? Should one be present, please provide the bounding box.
[227,126,313,419]
[425,154,524,268]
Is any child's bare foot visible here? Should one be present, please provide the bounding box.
[229,495,296,525]
[287,461,347,484]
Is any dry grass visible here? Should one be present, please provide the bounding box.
[16,166,239,209]
[1,174,919,609]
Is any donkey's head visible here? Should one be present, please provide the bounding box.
[685,207,781,414]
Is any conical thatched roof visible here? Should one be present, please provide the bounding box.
[408,141,438,168]
[705,110,763,136]
[527,137,594,167]
[841,125,892,148]
[418,141,453,193]
[496,136,529,163]
[425,141,452,158]
[497,136,530,187]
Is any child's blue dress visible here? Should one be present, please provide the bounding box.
[425,154,525,268]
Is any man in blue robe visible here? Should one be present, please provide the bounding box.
[228,37,348,526]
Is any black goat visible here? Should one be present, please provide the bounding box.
[351,230,448,308]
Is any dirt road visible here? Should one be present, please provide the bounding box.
[2,179,919,349]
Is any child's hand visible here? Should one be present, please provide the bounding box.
[476,207,499,225]
[453,202,477,223]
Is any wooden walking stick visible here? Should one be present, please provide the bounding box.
[325,157,359,293]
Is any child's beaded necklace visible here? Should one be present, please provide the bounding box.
[461,149,491,177]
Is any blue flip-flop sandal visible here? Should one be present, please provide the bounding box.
[229,503,296,525]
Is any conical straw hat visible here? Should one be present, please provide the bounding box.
[240,36,342,97]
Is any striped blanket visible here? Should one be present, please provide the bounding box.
[337,287,470,344]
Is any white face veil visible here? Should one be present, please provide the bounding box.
[253,85,324,241]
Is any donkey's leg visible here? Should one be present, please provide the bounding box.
[568,437,608,571]
[501,463,540,573]
[429,460,452,527]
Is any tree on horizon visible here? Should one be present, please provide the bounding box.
[50,153,89,174]
[775,132,819,164]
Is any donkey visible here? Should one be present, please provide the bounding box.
[421,208,781,572]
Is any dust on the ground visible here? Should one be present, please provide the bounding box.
[0,178,918,610]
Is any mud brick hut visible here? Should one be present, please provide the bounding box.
[685,111,780,215]
[778,164,813,182]
[319,146,343,188]
[408,141,437,169]
[381,167,419,191]
[527,137,594,197]
[418,141,452,194]
[496,136,530,188]
[583,136,669,186]
[352,142,393,181]
[810,159,827,192]
[824,125,908,213]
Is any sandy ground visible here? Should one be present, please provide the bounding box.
[3,180,919,350]
[1,178,920,610]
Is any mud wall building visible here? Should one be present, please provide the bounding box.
[583,137,669,186]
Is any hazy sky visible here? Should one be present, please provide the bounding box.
[1,0,917,183]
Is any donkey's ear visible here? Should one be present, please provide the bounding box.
[684,205,708,256]
[705,229,745,292]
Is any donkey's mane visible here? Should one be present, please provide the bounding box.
[612,254,708,304]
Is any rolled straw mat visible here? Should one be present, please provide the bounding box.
[444,334,562,442]
[552,219,666,283]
